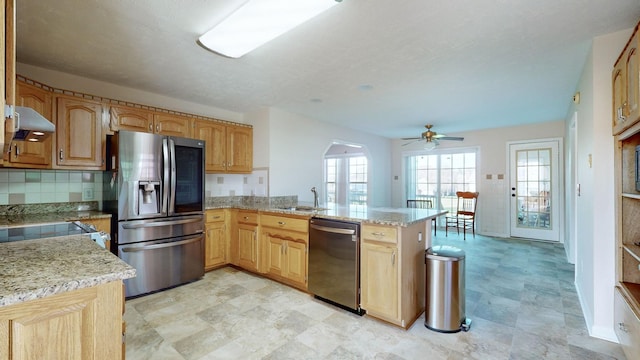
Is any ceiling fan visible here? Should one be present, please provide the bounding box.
[402,124,464,149]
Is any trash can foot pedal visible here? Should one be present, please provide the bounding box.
[461,318,472,332]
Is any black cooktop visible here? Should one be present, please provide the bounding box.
[0,222,89,243]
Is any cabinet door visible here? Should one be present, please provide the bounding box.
[265,233,285,276]
[10,82,52,166]
[56,97,104,168]
[613,63,627,135]
[361,242,399,321]
[154,113,191,137]
[109,105,153,133]
[626,35,639,125]
[237,224,258,271]
[205,221,226,270]
[226,125,252,173]
[0,281,123,360]
[284,240,307,286]
[193,119,227,173]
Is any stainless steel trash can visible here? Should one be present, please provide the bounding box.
[425,245,471,333]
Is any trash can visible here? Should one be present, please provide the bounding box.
[425,245,471,333]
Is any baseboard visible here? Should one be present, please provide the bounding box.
[574,280,619,343]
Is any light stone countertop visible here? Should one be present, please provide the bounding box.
[0,235,136,307]
[208,204,447,227]
[0,211,111,228]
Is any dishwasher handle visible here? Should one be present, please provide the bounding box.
[310,223,356,235]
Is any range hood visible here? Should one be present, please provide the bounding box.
[11,106,55,142]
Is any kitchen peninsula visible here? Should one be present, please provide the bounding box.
[209,202,445,329]
[0,234,135,359]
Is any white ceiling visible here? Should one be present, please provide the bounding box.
[15,0,640,139]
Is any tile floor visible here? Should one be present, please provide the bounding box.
[124,232,626,359]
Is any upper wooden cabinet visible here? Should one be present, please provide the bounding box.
[109,105,153,133]
[55,96,105,169]
[194,120,253,173]
[110,105,192,138]
[613,27,639,135]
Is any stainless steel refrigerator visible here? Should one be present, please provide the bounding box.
[104,130,205,298]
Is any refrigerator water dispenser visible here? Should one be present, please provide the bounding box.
[137,181,161,216]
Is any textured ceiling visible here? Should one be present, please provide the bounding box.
[15,0,640,139]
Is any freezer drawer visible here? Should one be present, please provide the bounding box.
[119,233,204,297]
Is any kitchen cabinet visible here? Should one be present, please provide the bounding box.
[232,210,259,272]
[110,105,192,138]
[0,280,125,360]
[55,96,105,169]
[193,120,253,173]
[360,221,426,329]
[613,27,639,135]
[1,0,16,162]
[260,214,308,290]
[205,209,228,271]
[614,21,640,360]
[6,81,52,167]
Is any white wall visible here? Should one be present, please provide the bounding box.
[251,108,392,206]
[568,28,632,342]
[16,63,243,122]
[391,121,565,237]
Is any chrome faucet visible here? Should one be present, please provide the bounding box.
[311,187,319,208]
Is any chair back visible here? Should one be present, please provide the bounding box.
[407,199,433,209]
[455,191,479,217]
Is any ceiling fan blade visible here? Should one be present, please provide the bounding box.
[401,137,422,140]
[438,136,464,141]
[402,139,423,146]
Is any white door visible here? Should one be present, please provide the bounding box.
[509,140,561,241]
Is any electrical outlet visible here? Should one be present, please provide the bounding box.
[83,188,94,200]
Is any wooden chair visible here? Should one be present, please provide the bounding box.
[406,199,437,235]
[445,191,479,240]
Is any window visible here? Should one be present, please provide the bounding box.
[405,150,477,217]
[324,143,369,207]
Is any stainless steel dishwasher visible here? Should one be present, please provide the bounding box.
[308,217,363,314]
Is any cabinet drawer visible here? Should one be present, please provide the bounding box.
[206,209,226,223]
[237,210,258,225]
[261,214,308,233]
[362,224,398,244]
[614,287,640,360]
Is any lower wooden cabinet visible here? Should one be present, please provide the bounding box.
[0,280,124,360]
[262,229,307,289]
[361,241,399,320]
[360,221,426,329]
[205,209,228,271]
[231,210,259,272]
[614,286,640,359]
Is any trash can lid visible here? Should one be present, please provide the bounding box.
[426,245,465,260]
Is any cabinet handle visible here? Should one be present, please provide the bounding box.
[391,251,396,265]
[371,232,385,237]
[156,124,159,132]
[211,216,221,219]
[14,144,19,156]
[59,149,64,161]
[278,221,286,226]
[149,123,153,132]
[243,216,249,220]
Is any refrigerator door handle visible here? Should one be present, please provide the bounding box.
[120,234,202,252]
[121,216,204,229]
[162,138,170,215]
[169,138,176,215]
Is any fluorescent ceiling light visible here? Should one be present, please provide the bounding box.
[199,0,340,58]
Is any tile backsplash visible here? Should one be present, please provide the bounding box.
[0,169,102,205]
[0,167,270,207]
